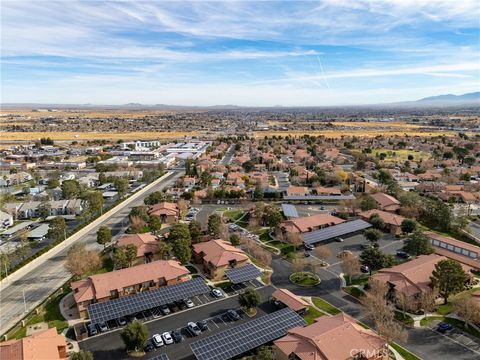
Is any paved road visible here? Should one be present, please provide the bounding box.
[270,242,480,360]
[80,285,276,360]
[0,171,184,336]
[219,145,235,165]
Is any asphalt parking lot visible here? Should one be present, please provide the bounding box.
[80,285,276,360]
[304,232,404,274]
[425,320,480,357]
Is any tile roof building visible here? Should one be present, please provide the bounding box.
[273,313,387,360]
[371,192,401,212]
[71,260,190,318]
[272,288,310,313]
[426,232,480,270]
[192,239,250,281]
[115,233,160,261]
[0,328,67,360]
[280,213,346,234]
[359,209,406,234]
[148,202,179,223]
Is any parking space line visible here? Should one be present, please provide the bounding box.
[428,328,480,356]
[218,316,227,325]
[194,295,202,304]
[209,319,219,329]
[202,294,209,302]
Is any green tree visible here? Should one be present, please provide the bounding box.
[37,201,51,220]
[253,182,264,200]
[188,220,203,243]
[264,205,283,227]
[369,214,385,230]
[199,171,212,187]
[148,215,162,233]
[98,172,107,185]
[169,223,191,242]
[256,346,274,360]
[172,239,191,264]
[129,206,150,222]
[403,231,434,256]
[360,195,377,211]
[238,288,261,312]
[47,217,66,242]
[114,248,129,269]
[364,228,382,243]
[125,244,138,267]
[61,179,81,199]
[144,191,165,206]
[83,191,104,216]
[47,178,60,189]
[71,351,93,360]
[120,320,148,353]
[430,259,467,304]
[114,177,129,197]
[208,213,222,237]
[242,160,255,172]
[420,198,453,232]
[360,247,394,274]
[157,240,172,260]
[96,225,112,249]
[401,219,417,234]
[230,233,241,246]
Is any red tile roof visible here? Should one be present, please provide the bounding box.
[193,239,249,267]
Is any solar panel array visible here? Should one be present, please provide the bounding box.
[190,307,307,360]
[149,354,169,360]
[225,264,262,284]
[88,278,209,324]
[282,204,299,218]
[303,219,372,245]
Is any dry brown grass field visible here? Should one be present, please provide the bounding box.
[253,129,456,138]
[1,131,199,141]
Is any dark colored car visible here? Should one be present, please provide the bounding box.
[304,252,311,257]
[396,250,410,259]
[86,323,97,336]
[168,303,179,313]
[197,320,209,331]
[171,329,185,343]
[117,317,127,326]
[175,300,187,310]
[360,265,370,273]
[144,339,155,353]
[304,243,314,251]
[226,309,240,321]
[437,323,453,333]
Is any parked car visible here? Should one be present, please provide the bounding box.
[396,250,410,259]
[187,322,201,336]
[226,309,240,321]
[197,320,209,331]
[97,322,108,332]
[86,323,97,336]
[171,329,185,343]
[168,303,179,313]
[144,339,155,353]
[175,300,187,310]
[437,323,453,333]
[304,243,314,251]
[162,332,174,345]
[152,334,164,348]
[183,298,194,308]
[159,304,170,315]
[335,237,344,242]
[116,317,127,326]
[304,252,311,257]
[211,288,224,298]
[360,265,370,273]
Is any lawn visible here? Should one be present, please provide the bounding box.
[302,307,325,324]
[223,209,245,222]
[394,311,414,326]
[312,297,341,315]
[9,289,69,339]
[258,229,271,243]
[372,148,430,162]
[290,272,320,287]
[420,316,444,327]
[346,275,370,286]
[437,302,453,315]
[390,343,421,360]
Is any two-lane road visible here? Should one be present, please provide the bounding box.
[0,170,184,336]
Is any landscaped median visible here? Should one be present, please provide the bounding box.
[289,271,320,287]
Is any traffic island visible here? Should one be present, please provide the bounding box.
[289,272,321,287]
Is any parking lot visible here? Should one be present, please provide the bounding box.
[80,285,276,360]
[426,320,480,357]
[304,232,404,274]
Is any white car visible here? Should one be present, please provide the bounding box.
[152,334,164,348]
[183,298,194,308]
[162,332,174,345]
[211,288,224,298]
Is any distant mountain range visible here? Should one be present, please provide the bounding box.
[2,92,479,109]
[416,91,480,103]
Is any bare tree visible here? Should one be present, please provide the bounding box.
[340,254,360,284]
[65,243,102,279]
[453,295,480,328]
[291,258,308,273]
[219,224,230,241]
[177,199,188,219]
[129,216,146,233]
[314,246,332,262]
[285,232,303,253]
[418,289,438,319]
[377,317,408,345]
[361,279,391,325]
[395,292,416,319]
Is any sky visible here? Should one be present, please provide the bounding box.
[1,0,479,106]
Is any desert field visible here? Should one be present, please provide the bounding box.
[0,131,200,141]
[252,129,457,138]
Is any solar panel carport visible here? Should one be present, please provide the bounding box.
[225,264,262,284]
[190,307,307,360]
[282,204,299,218]
[88,278,209,325]
[303,219,372,245]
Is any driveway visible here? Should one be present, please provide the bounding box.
[80,285,276,360]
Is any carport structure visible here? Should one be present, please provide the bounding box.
[225,264,262,284]
[303,219,372,246]
[190,307,307,360]
[87,278,209,325]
